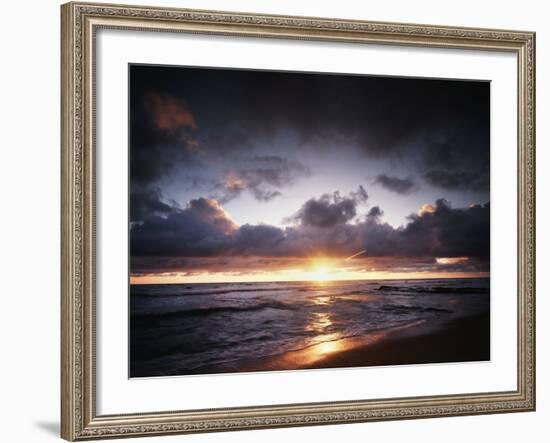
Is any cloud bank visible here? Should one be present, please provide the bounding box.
[130,66,489,199]
[131,192,489,265]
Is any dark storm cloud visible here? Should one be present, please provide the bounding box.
[130,65,489,194]
[129,75,311,213]
[131,192,489,263]
[366,206,383,220]
[374,174,416,194]
[130,187,177,221]
[423,169,489,191]
[294,197,356,228]
[130,91,201,187]
[361,199,490,257]
[216,156,311,203]
[131,197,238,257]
[232,224,287,254]
[287,186,367,228]
[417,128,490,192]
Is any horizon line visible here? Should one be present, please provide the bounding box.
[130,273,490,286]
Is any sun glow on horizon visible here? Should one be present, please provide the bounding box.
[130,257,488,285]
[307,258,336,282]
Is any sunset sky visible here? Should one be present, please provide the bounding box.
[129,65,490,284]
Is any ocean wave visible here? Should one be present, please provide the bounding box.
[377,285,489,294]
[131,285,305,298]
[132,301,296,324]
[382,304,453,314]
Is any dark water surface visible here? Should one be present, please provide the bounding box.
[130,278,489,377]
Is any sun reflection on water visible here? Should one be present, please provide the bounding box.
[314,339,343,356]
[312,296,332,305]
[306,312,333,333]
[302,309,347,361]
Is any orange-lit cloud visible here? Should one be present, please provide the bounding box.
[189,197,238,235]
[417,203,436,216]
[223,170,247,192]
[436,257,469,265]
[145,93,197,131]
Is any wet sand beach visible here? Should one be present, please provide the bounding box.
[310,311,490,370]
[189,311,490,375]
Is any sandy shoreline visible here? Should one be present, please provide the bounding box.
[310,311,490,370]
[190,311,490,375]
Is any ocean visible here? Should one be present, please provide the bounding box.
[130,277,489,377]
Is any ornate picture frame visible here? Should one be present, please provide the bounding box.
[61,2,535,440]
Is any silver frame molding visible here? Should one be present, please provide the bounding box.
[61,2,536,440]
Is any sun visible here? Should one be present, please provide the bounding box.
[307,258,336,282]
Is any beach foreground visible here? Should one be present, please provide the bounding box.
[184,311,490,374]
[130,278,490,377]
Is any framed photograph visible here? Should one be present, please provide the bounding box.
[61,2,536,440]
